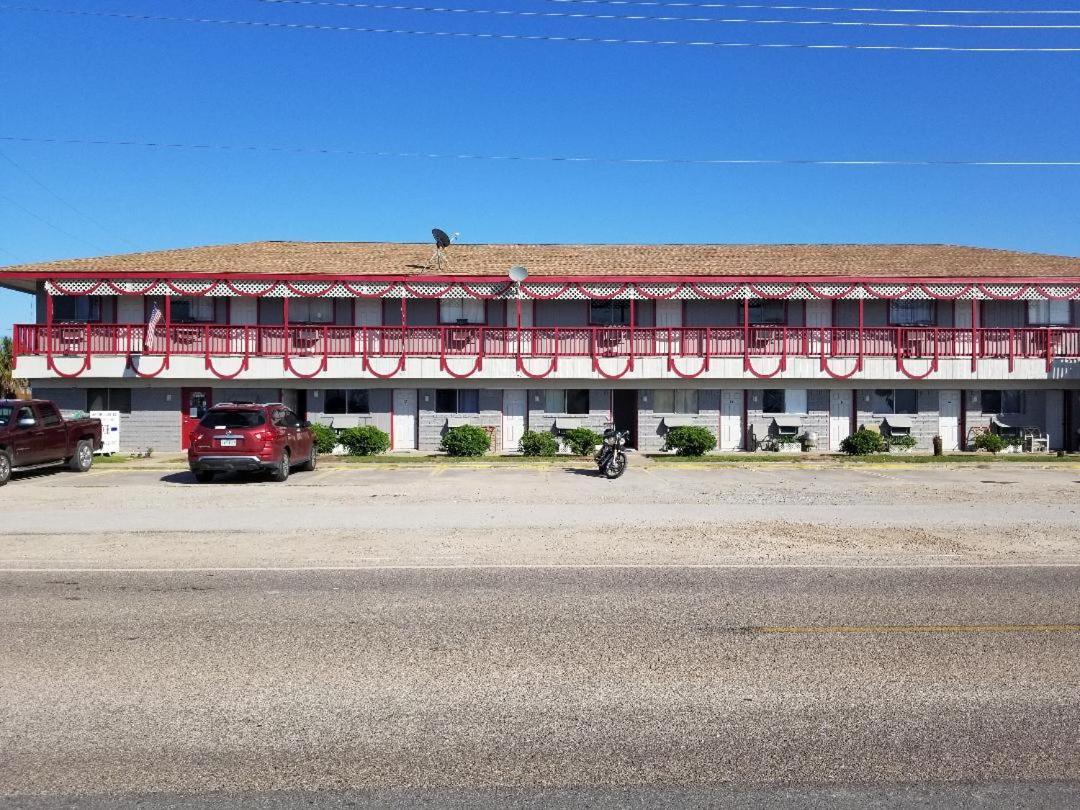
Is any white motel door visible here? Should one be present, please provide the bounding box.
[392,389,418,451]
[829,389,852,451]
[503,389,527,452]
[939,389,960,451]
[719,389,743,451]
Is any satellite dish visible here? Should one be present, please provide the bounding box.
[508,265,529,283]
[432,228,452,249]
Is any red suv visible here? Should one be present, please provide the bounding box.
[187,402,317,483]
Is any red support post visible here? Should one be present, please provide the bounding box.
[857,298,864,371]
[971,299,979,372]
[1047,326,1054,373]
[742,297,750,371]
[1008,327,1015,372]
[164,294,172,365]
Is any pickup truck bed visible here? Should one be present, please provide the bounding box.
[0,399,103,486]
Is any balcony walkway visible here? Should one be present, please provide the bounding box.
[14,323,1080,380]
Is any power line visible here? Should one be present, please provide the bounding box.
[0,191,110,253]
[4,135,1080,167]
[238,0,1080,29]
[546,0,1080,15]
[0,148,141,250]
[4,4,1080,51]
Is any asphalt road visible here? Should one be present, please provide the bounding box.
[2,465,1079,806]
[3,565,1079,806]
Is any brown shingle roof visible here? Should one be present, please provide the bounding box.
[2,241,1079,280]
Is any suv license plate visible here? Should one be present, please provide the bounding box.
[219,439,237,447]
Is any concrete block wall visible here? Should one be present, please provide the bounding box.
[746,389,829,448]
[34,384,181,453]
[527,388,612,449]
[855,389,940,451]
[417,388,503,452]
[306,388,392,435]
[962,388,1049,449]
[636,388,721,453]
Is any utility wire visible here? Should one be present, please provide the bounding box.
[238,0,1080,29]
[4,5,1080,51]
[0,191,110,253]
[4,135,1080,167]
[0,148,140,250]
[546,0,1080,15]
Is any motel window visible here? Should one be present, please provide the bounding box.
[289,298,335,324]
[744,300,786,326]
[324,389,370,415]
[762,389,806,415]
[981,390,1025,415]
[889,300,935,326]
[590,301,632,326]
[440,299,485,325]
[1027,300,1070,326]
[171,297,216,324]
[86,388,131,415]
[53,296,102,323]
[435,389,480,414]
[869,389,918,415]
[653,389,699,415]
[544,389,590,415]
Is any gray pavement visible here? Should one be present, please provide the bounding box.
[1,465,1079,806]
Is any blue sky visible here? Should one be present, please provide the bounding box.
[3,0,1080,333]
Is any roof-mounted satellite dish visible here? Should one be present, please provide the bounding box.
[432,228,452,249]
[429,228,458,270]
[508,265,529,283]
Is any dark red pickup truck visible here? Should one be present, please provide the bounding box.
[0,400,103,486]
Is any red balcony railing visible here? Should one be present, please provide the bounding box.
[13,323,1080,375]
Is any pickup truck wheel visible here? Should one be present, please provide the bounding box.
[269,450,290,482]
[0,451,11,487]
[68,440,94,473]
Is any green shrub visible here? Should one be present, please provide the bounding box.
[886,434,918,450]
[662,425,717,456]
[974,432,1007,454]
[519,430,559,457]
[839,428,887,456]
[440,424,491,457]
[338,425,391,456]
[309,423,338,455]
[562,427,602,457]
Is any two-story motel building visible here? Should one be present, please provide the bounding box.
[3,241,1080,453]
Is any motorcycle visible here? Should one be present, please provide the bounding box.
[595,428,629,479]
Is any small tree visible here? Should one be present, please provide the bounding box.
[0,337,27,399]
[520,430,559,457]
[440,425,491,457]
[662,426,717,456]
[339,425,391,456]
[839,428,887,456]
[974,432,1007,454]
[309,423,338,455]
[562,427,602,457]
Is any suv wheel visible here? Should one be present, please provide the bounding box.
[194,471,215,484]
[298,447,317,473]
[0,451,11,487]
[68,440,94,473]
[269,450,290,482]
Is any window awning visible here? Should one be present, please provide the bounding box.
[884,415,913,430]
[663,416,697,428]
[554,417,588,430]
[772,415,802,428]
[446,416,479,428]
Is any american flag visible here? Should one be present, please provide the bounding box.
[146,304,162,340]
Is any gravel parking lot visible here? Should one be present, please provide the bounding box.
[2,461,1080,569]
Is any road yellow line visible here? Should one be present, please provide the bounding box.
[304,468,339,485]
[755,624,1080,635]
